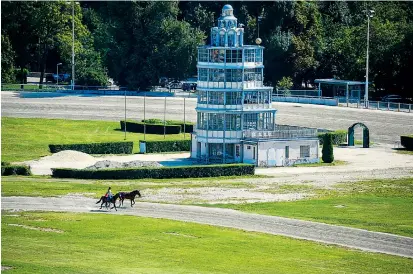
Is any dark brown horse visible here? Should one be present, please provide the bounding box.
[117,190,141,207]
[96,193,120,211]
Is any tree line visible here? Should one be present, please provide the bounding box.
[2,1,412,99]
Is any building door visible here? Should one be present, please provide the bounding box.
[275,149,283,166]
[197,142,201,158]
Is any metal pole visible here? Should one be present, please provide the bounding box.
[365,10,373,108]
[183,97,186,140]
[124,89,126,140]
[163,95,166,139]
[72,1,75,90]
[56,64,59,87]
[143,92,146,141]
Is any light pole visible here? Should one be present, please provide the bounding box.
[56,63,62,87]
[72,1,75,90]
[364,9,374,107]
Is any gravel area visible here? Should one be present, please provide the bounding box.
[86,160,161,170]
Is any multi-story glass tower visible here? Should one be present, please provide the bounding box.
[191,4,319,166]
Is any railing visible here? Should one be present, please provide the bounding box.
[244,126,318,139]
[1,83,121,91]
[273,91,412,113]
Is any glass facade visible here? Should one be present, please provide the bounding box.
[197,90,271,105]
[198,48,263,63]
[197,112,273,131]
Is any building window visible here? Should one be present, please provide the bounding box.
[198,68,208,81]
[225,49,242,63]
[285,146,289,159]
[236,145,240,157]
[199,49,209,62]
[211,49,225,63]
[253,146,256,159]
[255,48,263,62]
[300,146,310,158]
[245,49,255,62]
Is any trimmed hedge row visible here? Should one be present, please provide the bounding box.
[1,165,31,176]
[49,141,133,154]
[401,135,413,150]
[120,121,181,134]
[318,130,347,145]
[143,140,191,153]
[51,164,255,179]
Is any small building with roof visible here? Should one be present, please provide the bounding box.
[190,5,319,166]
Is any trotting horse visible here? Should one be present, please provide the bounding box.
[96,193,120,211]
[117,190,141,207]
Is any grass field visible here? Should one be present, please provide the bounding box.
[209,178,413,237]
[1,117,186,162]
[2,212,413,274]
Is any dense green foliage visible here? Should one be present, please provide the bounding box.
[1,165,31,176]
[51,164,255,179]
[318,130,347,145]
[120,121,181,135]
[322,133,334,163]
[49,141,133,154]
[142,119,194,133]
[143,140,191,153]
[2,1,413,97]
[400,135,413,150]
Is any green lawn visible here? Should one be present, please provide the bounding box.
[0,176,256,198]
[209,178,413,237]
[1,117,186,162]
[2,212,412,274]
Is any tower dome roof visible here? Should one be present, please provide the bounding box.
[222,4,233,11]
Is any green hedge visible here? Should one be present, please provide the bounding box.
[51,164,255,179]
[401,135,413,150]
[49,142,133,154]
[1,165,31,176]
[120,121,181,134]
[142,140,191,153]
[318,130,347,145]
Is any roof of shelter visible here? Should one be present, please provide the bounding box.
[314,78,368,86]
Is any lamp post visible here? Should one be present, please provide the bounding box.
[71,1,75,90]
[364,9,374,108]
[56,63,62,87]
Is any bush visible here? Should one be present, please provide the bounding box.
[401,135,413,150]
[1,165,31,176]
[141,119,194,133]
[322,133,334,163]
[49,142,133,154]
[120,121,181,134]
[318,130,347,145]
[51,164,255,179]
[142,140,191,153]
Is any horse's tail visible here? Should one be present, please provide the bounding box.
[96,197,103,204]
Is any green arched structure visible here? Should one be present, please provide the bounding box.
[348,122,370,148]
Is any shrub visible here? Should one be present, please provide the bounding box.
[1,165,31,176]
[318,130,347,145]
[142,119,194,133]
[120,121,181,134]
[49,142,133,154]
[322,133,334,163]
[401,135,413,150]
[142,140,191,153]
[51,164,255,179]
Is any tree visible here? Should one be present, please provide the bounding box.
[276,76,293,91]
[322,133,334,163]
[1,34,16,83]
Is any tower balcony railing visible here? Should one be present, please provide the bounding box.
[196,103,272,110]
[197,81,264,89]
[243,126,318,139]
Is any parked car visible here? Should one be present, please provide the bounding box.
[168,80,182,89]
[381,94,403,102]
[159,77,168,87]
[182,82,197,91]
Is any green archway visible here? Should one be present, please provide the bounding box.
[348,123,370,148]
